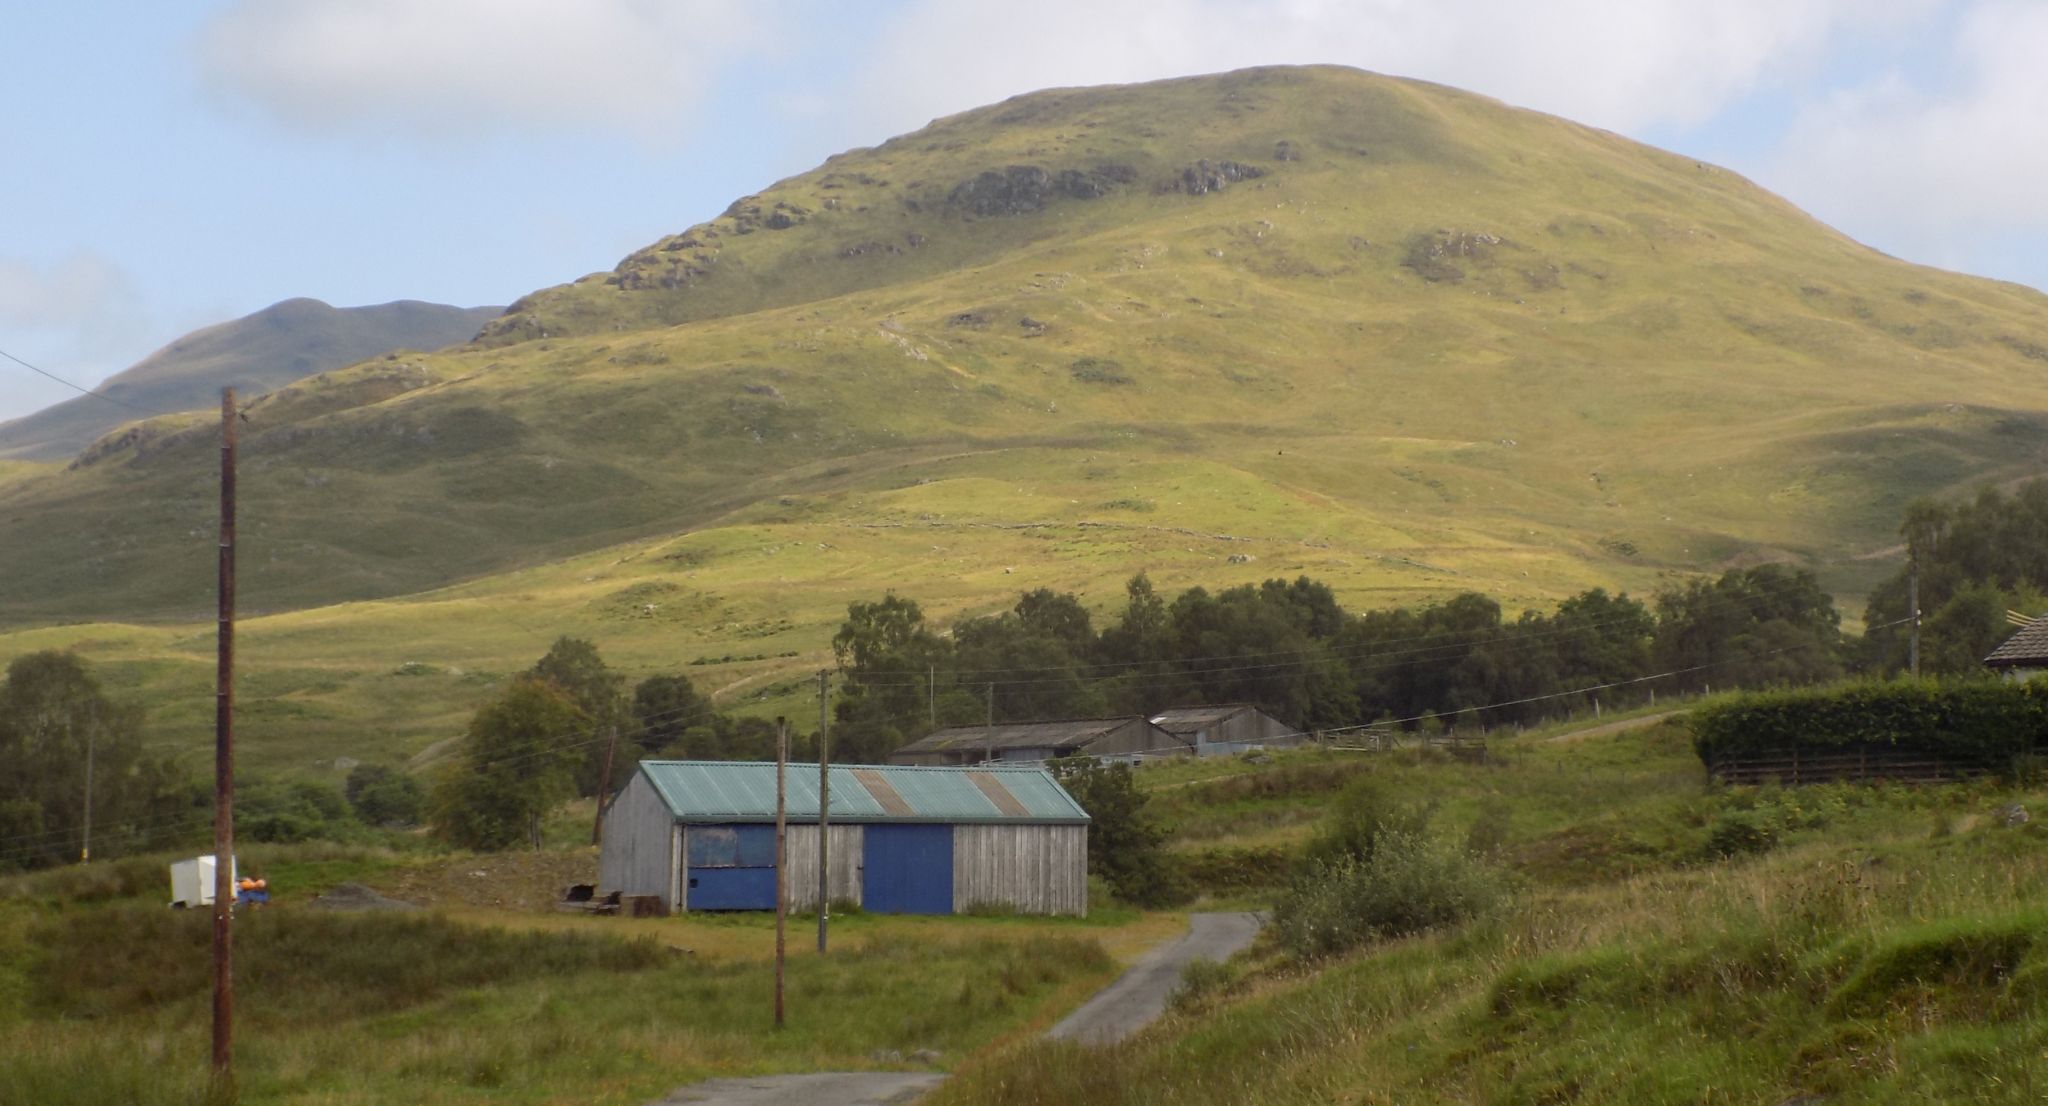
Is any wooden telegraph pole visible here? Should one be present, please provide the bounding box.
[817,671,830,954]
[1909,556,1922,678]
[591,724,618,846]
[773,717,788,1029]
[213,387,237,1086]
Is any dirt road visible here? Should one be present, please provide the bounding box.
[1047,911,1264,1045]
[1544,710,1676,744]
[651,1073,945,1106]
[648,912,1264,1105]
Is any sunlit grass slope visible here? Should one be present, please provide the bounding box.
[3,65,2048,773]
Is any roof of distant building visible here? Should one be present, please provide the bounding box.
[1986,618,2048,668]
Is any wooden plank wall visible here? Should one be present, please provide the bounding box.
[952,823,1088,916]
[598,773,680,899]
[779,824,865,911]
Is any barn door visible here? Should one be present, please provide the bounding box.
[684,824,778,910]
[861,824,953,914]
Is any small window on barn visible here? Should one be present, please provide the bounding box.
[686,825,776,868]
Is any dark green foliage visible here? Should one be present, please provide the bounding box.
[239,779,356,843]
[1052,757,1192,907]
[1273,830,1505,959]
[833,565,1848,759]
[344,763,423,827]
[1303,776,1436,869]
[0,651,200,870]
[1689,680,2048,768]
[430,678,585,850]
[1865,482,2048,675]
[1705,810,1778,857]
[530,636,628,796]
[1652,564,1844,692]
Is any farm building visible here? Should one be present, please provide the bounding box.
[598,760,1090,915]
[888,716,1185,766]
[1149,704,1305,756]
[1986,617,2048,680]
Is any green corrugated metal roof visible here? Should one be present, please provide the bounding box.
[635,761,1091,824]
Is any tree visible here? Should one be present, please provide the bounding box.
[345,763,424,827]
[1050,757,1190,907]
[832,595,953,761]
[528,636,625,797]
[432,678,585,850]
[0,651,196,869]
[1654,565,1843,691]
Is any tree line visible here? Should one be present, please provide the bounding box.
[827,564,1846,760]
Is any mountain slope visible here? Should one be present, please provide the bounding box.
[3,65,2048,770]
[0,298,501,462]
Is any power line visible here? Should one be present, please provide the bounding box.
[0,345,145,412]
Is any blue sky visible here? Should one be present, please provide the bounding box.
[4,0,2045,422]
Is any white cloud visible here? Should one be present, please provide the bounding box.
[196,0,780,143]
[1772,1,2048,257]
[0,253,154,420]
[845,0,1935,139]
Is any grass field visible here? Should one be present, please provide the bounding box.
[934,718,2048,1104]
[0,842,1170,1106]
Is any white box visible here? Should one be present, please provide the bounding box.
[169,854,237,908]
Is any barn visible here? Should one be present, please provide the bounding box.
[598,760,1091,916]
[888,716,1185,766]
[1149,704,1305,756]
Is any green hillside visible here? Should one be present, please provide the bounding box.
[0,298,501,462]
[2,65,2047,771]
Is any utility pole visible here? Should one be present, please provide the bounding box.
[928,662,935,729]
[591,724,618,846]
[816,671,830,954]
[773,717,787,1030]
[80,703,95,863]
[1909,556,1921,678]
[212,387,237,1088]
[985,682,995,766]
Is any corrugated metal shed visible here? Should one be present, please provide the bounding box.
[636,760,1090,825]
[889,716,1185,764]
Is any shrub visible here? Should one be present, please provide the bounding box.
[1168,957,1235,1013]
[1302,777,1435,869]
[1690,680,2048,771]
[1273,830,1505,960]
[1706,810,1778,857]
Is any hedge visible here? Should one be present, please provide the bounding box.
[1690,680,2048,768]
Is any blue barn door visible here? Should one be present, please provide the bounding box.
[685,824,779,910]
[862,824,953,914]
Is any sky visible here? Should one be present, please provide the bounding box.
[3,0,2046,422]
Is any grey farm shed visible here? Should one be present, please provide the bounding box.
[1149,704,1305,756]
[599,760,1091,916]
[888,716,1185,766]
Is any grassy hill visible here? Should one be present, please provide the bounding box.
[3,64,2048,773]
[0,298,500,462]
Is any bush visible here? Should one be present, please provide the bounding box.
[1705,810,1778,857]
[1302,777,1434,869]
[1690,680,2048,770]
[1273,830,1505,960]
[1168,957,1235,1013]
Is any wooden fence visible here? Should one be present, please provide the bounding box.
[1704,744,1999,786]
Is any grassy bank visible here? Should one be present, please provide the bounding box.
[936,719,2048,1104]
[0,842,1148,1106]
